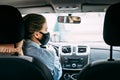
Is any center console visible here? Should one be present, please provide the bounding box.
[59,44,90,80]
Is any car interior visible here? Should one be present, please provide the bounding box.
[0,0,120,80]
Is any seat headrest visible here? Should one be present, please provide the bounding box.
[103,3,120,46]
[0,5,24,44]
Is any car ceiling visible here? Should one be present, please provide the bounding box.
[0,0,120,13]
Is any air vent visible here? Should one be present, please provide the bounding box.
[78,46,87,53]
[62,46,71,54]
[78,48,86,53]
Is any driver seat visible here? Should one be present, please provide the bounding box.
[77,2,120,80]
[0,5,53,80]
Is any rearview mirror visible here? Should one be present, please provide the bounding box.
[57,14,81,24]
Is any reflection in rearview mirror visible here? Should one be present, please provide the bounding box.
[58,15,81,24]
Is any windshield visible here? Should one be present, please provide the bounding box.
[42,12,104,42]
[41,12,111,48]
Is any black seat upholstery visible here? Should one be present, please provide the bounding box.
[0,56,51,80]
[77,2,120,80]
[0,5,53,80]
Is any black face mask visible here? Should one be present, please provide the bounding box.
[39,32,50,45]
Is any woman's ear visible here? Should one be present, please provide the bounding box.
[33,32,42,39]
[33,32,39,38]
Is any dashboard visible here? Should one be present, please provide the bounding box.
[50,42,90,80]
[49,42,120,80]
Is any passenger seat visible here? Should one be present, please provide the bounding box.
[77,2,120,80]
